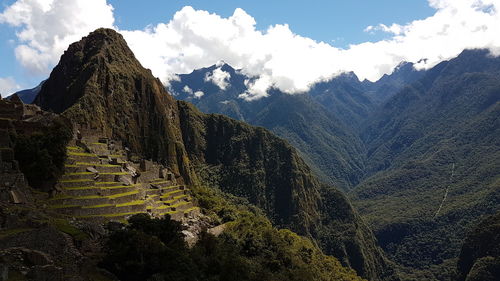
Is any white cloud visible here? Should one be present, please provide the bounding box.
[0,77,20,97]
[181,85,204,98]
[1,0,500,100]
[183,85,193,95]
[204,67,231,90]
[193,91,204,98]
[0,0,114,75]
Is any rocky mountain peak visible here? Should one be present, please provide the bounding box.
[34,28,196,185]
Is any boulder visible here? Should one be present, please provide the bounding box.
[85,167,98,174]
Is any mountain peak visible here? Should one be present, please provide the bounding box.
[33,29,195,184]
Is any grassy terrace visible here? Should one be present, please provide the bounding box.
[66,146,84,151]
[159,189,184,198]
[0,228,33,239]
[68,151,98,157]
[82,200,145,209]
[49,190,139,201]
[78,211,145,219]
[48,204,80,209]
[65,162,121,168]
[64,184,137,191]
[157,195,189,205]
[65,172,94,176]
[59,179,94,183]
[183,206,200,214]
[92,142,108,146]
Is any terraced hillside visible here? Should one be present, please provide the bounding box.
[46,135,199,221]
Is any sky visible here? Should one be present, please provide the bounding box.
[0,0,499,99]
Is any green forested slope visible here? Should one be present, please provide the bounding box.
[352,49,500,278]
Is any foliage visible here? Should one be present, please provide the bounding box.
[101,188,365,281]
[11,117,72,190]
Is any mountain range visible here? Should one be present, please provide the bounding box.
[2,28,397,281]
[169,49,499,280]
[5,28,499,281]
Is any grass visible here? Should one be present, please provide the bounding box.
[48,194,73,201]
[59,179,94,183]
[184,206,200,213]
[64,172,93,176]
[100,172,129,175]
[0,228,33,239]
[169,201,191,209]
[66,146,84,151]
[78,211,145,219]
[92,142,108,146]
[47,204,80,209]
[116,200,145,207]
[160,189,184,198]
[157,185,183,191]
[82,203,113,209]
[64,184,136,191]
[68,151,98,157]
[50,218,89,241]
[108,190,139,199]
[159,210,181,216]
[66,162,121,168]
[96,182,119,185]
[150,179,168,184]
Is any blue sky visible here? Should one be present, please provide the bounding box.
[0,0,499,99]
[0,0,434,94]
[107,0,434,46]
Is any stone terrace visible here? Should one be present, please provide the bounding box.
[45,135,199,221]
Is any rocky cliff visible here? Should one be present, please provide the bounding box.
[34,28,196,185]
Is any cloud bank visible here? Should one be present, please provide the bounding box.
[0,0,114,75]
[205,67,231,90]
[1,0,500,100]
[0,77,20,97]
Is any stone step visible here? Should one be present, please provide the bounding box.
[58,179,95,188]
[62,185,138,197]
[64,163,123,173]
[74,201,146,217]
[49,190,141,206]
[61,172,96,181]
[159,189,186,201]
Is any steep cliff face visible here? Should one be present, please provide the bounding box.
[178,101,398,281]
[34,28,196,184]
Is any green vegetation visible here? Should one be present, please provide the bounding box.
[11,117,72,190]
[351,50,500,279]
[0,228,33,239]
[456,211,500,281]
[100,189,364,281]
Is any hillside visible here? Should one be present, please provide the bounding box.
[456,211,500,281]
[28,28,397,280]
[353,49,500,278]
[171,65,369,190]
[171,48,499,280]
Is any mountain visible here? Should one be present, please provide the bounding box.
[31,28,397,281]
[365,62,426,104]
[172,49,499,280]
[456,211,500,281]
[171,61,426,190]
[353,49,500,278]
[171,65,369,190]
[8,80,44,104]
[34,28,197,185]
